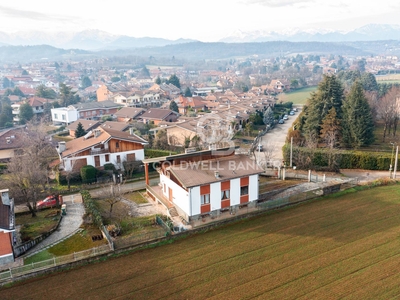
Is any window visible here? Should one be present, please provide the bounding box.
[62,114,66,120]
[116,155,121,164]
[240,186,249,196]
[54,113,58,119]
[221,190,230,200]
[201,194,210,205]
[115,142,119,148]
[105,154,109,162]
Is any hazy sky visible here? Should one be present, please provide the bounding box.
[1,0,400,41]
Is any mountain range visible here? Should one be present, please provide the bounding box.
[220,24,400,43]
[0,24,400,50]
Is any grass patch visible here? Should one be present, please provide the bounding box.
[123,190,148,204]
[119,215,158,236]
[16,209,61,242]
[280,86,317,105]
[24,225,107,264]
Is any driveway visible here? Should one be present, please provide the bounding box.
[22,194,85,258]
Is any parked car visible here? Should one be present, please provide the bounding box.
[289,110,295,115]
[36,195,57,209]
[283,115,288,120]
[278,119,284,124]
[293,107,298,112]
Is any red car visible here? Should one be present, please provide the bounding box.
[36,195,58,209]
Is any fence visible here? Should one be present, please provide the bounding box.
[0,244,111,282]
[113,228,168,249]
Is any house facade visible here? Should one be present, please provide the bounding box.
[57,127,148,172]
[144,149,263,222]
[0,189,15,266]
[51,100,122,125]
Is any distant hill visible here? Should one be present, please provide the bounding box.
[0,29,196,50]
[1,40,400,64]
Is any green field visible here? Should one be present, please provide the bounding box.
[3,185,400,299]
[279,86,317,105]
[376,74,400,83]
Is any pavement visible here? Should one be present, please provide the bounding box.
[22,195,85,258]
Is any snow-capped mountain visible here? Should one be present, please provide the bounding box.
[219,24,400,43]
[0,29,196,50]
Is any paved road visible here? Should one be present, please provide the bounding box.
[255,108,301,168]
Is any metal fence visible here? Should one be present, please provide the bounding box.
[0,244,112,282]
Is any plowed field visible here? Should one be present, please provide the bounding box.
[2,185,400,299]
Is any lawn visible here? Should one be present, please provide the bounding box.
[24,225,107,264]
[3,184,400,299]
[280,86,318,105]
[376,74,400,83]
[16,209,61,242]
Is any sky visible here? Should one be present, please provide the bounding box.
[1,0,400,41]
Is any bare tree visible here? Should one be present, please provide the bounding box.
[104,184,123,219]
[377,87,398,142]
[6,122,58,217]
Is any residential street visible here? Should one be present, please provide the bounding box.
[255,107,301,168]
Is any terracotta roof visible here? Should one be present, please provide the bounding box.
[140,108,178,121]
[28,97,46,106]
[66,119,101,131]
[0,128,26,151]
[169,154,263,188]
[114,107,145,119]
[61,127,147,158]
[0,232,12,257]
[100,121,130,132]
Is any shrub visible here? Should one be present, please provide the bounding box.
[80,165,97,184]
[56,171,82,185]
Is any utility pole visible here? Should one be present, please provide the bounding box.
[290,136,293,168]
[394,145,399,179]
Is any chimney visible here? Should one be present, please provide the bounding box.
[58,141,66,153]
[214,171,220,179]
[94,129,101,138]
[129,127,134,135]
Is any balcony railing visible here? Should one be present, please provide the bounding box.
[90,148,109,155]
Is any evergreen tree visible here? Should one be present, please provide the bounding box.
[0,105,13,127]
[341,81,375,148]
[184,87,192,97]
[75,122,86,138]
[303,75,344,145]
[81,76,92,89]
[320,107,341,148]
[169,100,179,113]
[263,106,275,127]
[167,74,181,89]
[19,102,34,124]
[155,76,161,84]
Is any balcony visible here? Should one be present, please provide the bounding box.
[90,148,109,155]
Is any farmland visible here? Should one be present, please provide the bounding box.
[2,185,400,299]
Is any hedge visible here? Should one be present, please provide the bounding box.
[144,149,177,158]
[283,144,393,171]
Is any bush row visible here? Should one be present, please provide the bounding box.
[144,149,177,158]
[81,190,103,227]
[283,144,395,171]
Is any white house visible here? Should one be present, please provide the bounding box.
[57,126,147,172]
[144,150,263,222]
